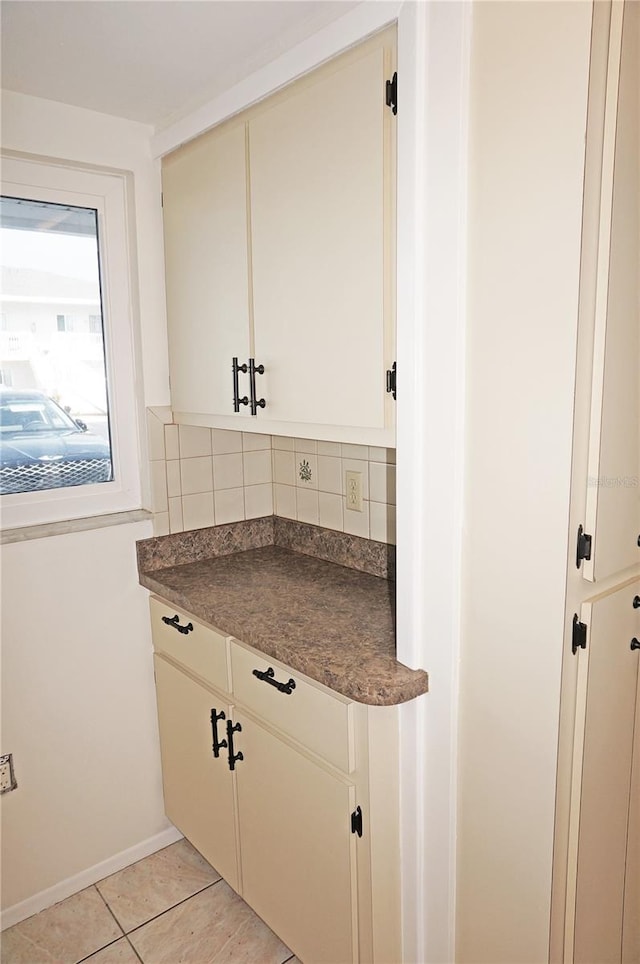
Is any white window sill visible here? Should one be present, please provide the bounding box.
[1,509,153,545]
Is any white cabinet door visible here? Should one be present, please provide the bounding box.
[154,655,240,891]
[583,0,639,582]
[162,122,252,419]
[249,35,394,431]
[570,580,640,963]
[232,709,359,963]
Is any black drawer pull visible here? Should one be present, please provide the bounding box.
[210,709,227,759]
[631,638,640,651]
[226,720,243,770]
[252,666,296,695]
[162,614,194,635]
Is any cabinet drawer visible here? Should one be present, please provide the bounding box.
[150,597,229,693]
[230,641,354,773]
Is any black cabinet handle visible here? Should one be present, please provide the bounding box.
[161,614,193,635]
[226,720,243,770]
[252,666,296,695]
[633,596,640,609]
[210,709,227,758]
[631,638,640,651]
[249,358,266,415]
[232,357,249,412]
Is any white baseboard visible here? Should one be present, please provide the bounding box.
[1,825,183,931]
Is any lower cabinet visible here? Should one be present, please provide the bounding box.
[149,596,399,963]
[563,578,640,963]
[153,656,239,892]
[233,708,358,964]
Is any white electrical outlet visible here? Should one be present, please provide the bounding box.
[0,754,17,794]
[345,470,363,512]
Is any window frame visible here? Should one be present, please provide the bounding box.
[0,154,143,528]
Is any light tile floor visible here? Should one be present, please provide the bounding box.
[1,840,300,964]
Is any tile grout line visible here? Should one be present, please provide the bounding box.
[123,877,224,938]
[94,880,127,932]
[74,886,124,964]
[125,933,145,964]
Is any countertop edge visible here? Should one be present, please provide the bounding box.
[140,570,428,707]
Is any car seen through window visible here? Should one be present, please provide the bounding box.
[0,388,113,494]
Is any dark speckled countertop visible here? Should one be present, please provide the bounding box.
[137,518,428,706]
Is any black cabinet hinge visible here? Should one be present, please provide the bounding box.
[351,805,363,837]
[386,72,397,115]
[386,361,397,400]
[576,524,592,569]
[572,614,588,655]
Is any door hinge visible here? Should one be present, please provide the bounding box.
[386,361,397,400]
[386,72,397,115]
[576,524,592,568]
[572,614,588,655]
[160,192,163,208]
[351,805,363,837]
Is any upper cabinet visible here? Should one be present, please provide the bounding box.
[161,27,397,445]
[162,123,251,421]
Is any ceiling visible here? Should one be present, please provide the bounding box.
[0,0,360,129]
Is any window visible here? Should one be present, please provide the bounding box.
[0,156,142,528]
[1,196,114,495]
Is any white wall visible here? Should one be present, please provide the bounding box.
[456,3,593,961]
[0,92,174,923]
[0,524,173,914]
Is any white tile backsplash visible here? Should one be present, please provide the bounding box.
[272,435,294,451]
[370,501,396,545]
[297,488,319,525]
[317,440,341,457]
[343,497,370,538]
[178,424,212,459]
[213,453,244,490]
[294,438,318,455]
[273,449,296,486]
[368,445,396,464]
[182,492,215,531]
[274,482,297,519]
[245,483,273,519]
[153,511,170,537]
[166,460,181,498]
[369,461,396,504]
[341,443,369,460]
[168,496,183,533]
[242,432,271,452]
[214,487,245,525]
[150,460,168,513]
[146,410,166,461]
[243,449,272,486]
[296,453,318,489]
[318,491,343,531]
[147,412,396,542]
[164,424,180,461]
[317,455,341,495]
[212,428,243,455]
[180,456,213,495]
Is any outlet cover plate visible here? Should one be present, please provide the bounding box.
[345,470,363,512]
[0,753,17,794]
